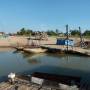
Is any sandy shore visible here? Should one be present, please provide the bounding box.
[0,36,89,47]
[0,48,15,52]
[0,36,56,47]
[0,36,28,47]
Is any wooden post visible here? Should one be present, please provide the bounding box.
[66,25,69,52]
[79,27,83,47]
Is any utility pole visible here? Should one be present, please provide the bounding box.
[66,24,69,52]
[79,27,83,47]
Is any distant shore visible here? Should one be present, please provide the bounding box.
[0,36,56,47]
[0,47,15,52]
[0,36,89,47]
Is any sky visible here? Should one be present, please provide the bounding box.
[0,0,90,33]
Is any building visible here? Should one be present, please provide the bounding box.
[0,32,5,35]
[0,32,7,39]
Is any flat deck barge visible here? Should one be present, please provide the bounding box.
[41,45,90,56]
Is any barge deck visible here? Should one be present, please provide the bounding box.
[41,45,90,56]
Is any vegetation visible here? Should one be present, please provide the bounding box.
[17,28,33,36]
[16,28,90,38]
[70,30,80,36]
[69,30,90,38]
[83,30,90,36]
[17,28,60,36]
[46,30,57,36]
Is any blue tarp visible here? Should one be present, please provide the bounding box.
[56,39,74,46]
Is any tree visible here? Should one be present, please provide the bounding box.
[46,30,57,36]
[17,28,33,36]
[19,28,26,35]
[70,30,80,36]
[26,29,33,36]
[56,29,59,35]
[83,30,90,36]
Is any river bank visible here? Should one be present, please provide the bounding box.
[0,36,89,47]
[0,73,80,90]
[0,36,56,47]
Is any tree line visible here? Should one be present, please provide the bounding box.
[70,30,90,36]
[16,28,60,36]
[16,28,90,37]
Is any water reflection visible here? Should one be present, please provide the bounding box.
[21,52,31,58]
[27,59,40,64]
[46,52,66,58]
[22,52,46,59]
[21,52,43,64]
[13,50,20,54]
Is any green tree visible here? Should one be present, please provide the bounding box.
[83,30,90,36]
[70,30,80,36]
[17,28,33,36]
[46,30,57,36]
[26,29,33,36]
[19,28,26,35]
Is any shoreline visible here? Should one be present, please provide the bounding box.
[0,47,15,52]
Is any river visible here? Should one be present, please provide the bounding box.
[0,48,90,85]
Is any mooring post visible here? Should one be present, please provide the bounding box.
[79,27,83,48]
[66,24,69,52]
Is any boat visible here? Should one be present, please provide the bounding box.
[31,72,81,87]
[23,48,47,53]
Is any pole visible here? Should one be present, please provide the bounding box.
[79,27,83,47]
[66,24,69,52]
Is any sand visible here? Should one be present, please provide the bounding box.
[0,36,89,47]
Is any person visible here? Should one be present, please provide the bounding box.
[8,72,16,84]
